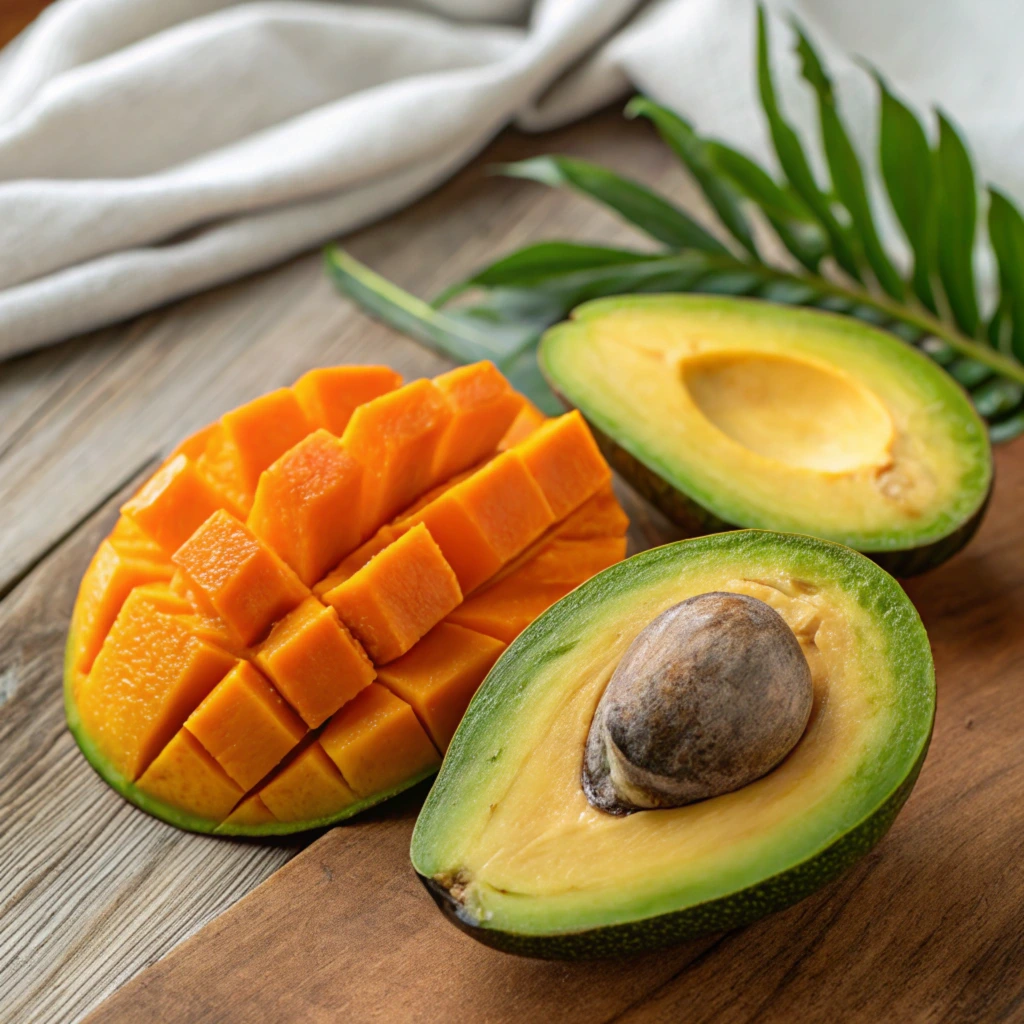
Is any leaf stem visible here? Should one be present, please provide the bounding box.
[800,271,1024,384]
[695,251,1024,387]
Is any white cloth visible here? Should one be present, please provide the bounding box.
[1,0,1022,359]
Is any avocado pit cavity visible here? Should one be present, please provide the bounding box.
[582,591,813,815]
[681,351,895,474]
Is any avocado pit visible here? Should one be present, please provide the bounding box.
[582,591,813,814]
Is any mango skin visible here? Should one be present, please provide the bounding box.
[64,625,436,837]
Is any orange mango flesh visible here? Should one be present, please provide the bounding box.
[554,484,630,539]
[68,363,627,831]
[219,388,313,494]
[516,409,611,519]
[376,622,506,751]
[447,535,628,644]
[196,429,254,517]
[185,660,306,790]
[247,430,363,587]
[451,451,556,563]
[222,793,276,827]
[446,582,574,644]
[498,399,548,450]
[497,536,629,586]
[431,361,523,482]
[398,489,503,595]
[323,523,463,664]
[136,728,244,822]
[121,454,231,556]
[77,589,236,780]
[320,683,440,797]
[72,539,173,675]
[257,742,357,823]
[293,365,402,436]
[172,510,310,646]
[312,527,399,596]
[341,378,453,537]
[108,515,173,563]
[169,422,219,462]
[255,597,375,728]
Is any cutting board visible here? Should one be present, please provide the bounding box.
[82,438,1024,1024]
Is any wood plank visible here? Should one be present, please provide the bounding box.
[82,438,1024,1024]
[0,475,300,1024]
[0,109,681,599]
[0,1,49,46]
[0,111,695,1024]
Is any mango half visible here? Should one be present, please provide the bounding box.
[411,530,934,959]
[65,363,628,835]
[539,295,993,575]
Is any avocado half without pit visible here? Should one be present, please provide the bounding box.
[411,531,935,959]
[539,295,993,575]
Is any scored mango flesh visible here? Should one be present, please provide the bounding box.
[67,362,628,833]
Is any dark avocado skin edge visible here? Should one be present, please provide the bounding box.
[577,404,992,579]
[63,626,437,837]
[417,733,929,961]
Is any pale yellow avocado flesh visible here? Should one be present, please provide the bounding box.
[682,350,895,474]
[444,554,895,933]
[540,299,992,550]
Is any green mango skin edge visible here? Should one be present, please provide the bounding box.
[411,531,935,960]
[63,628,437,837]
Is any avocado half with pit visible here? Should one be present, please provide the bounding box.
[411,530,934,959]
[539,295,992,576]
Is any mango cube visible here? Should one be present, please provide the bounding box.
[136,729,243,822]
[186,660,306,790]
[376,622,505,751]
[172,510,310,646]
[255,598,375,728]
[322,523,462,664]
[257,742,357,822]
[321,683,440,797]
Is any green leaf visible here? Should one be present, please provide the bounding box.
[756,6,862,280]
[948,357,992,389]
[442,242,661,297]
[625,97,759,257]
[989,409,1024,443]
[971,376,1024,420]
[987,189,1024,361]
[705,141,828,270]
[872,71,937,312]
[323,246,560,412]
[326,12,1024,444]
[499,156,729,253]
[934,113,980,336]
[794,29,903,299]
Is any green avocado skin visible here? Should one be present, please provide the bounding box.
[418,746,926,960]
[540,294,993,577]
[585,415,992,579]
[411,531,936,961]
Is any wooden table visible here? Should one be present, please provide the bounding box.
[2,109,1023,1024]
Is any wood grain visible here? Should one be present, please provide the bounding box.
[0,110,680,601]
[3,102,1023,1024]
[0,111,688,1024]
[83,437,1024,1024]
[81,440,1024,1024]
[0,1,48,47]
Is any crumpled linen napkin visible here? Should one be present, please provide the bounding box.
[1,0,1022,359]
